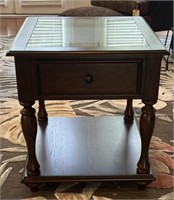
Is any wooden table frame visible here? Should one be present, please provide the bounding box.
[7,16,168,191]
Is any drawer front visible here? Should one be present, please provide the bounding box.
[36,62,142,96]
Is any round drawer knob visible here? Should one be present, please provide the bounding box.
[84,74,93,84]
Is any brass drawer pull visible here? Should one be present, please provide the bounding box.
[84,74,93,84]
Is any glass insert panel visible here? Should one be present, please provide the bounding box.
[106,17,147,47]
[27,17,149,49]
[27,18,63,47]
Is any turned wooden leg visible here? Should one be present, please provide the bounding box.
[124,99,134,121]
[38,100,48,122]
[137,101,156,174]
[20,101,40,176]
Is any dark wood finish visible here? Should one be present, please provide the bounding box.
[7,16,168,191]
[137,101,156,174]
[124,99,134,121]
[22,116,155,183]
[20,101,40,176]
[38,100,48,122]
[38,62,141,96]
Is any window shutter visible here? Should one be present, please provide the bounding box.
[106,18,145,47]
[27,18,63,47]
[0,0,6,6]
[20,0,61,6]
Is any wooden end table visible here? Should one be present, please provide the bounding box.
[7,16,168,191]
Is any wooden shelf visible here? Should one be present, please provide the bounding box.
[22,116,155,184]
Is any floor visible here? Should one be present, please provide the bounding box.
[0,17,26,36]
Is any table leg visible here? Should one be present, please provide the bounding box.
[20,101,40,176]
[137,101,156,174]
[38,100,48,122]
[124,99,134,121]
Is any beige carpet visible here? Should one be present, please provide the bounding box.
[0,36,174,199]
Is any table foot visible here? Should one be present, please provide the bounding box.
[137,101,156,174]
[124,99,134,121]
[20,101,40,176]
[38,100,48,122]
[26,183,40,192]
[137,181,148,190]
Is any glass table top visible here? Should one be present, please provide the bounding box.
[8,16,167,54]
[27,17,148,49]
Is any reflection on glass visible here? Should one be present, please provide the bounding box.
[27,18,63,47]
[27,17,148,48]
[63,18,100,47]
[106,18,146,47]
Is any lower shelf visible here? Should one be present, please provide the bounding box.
[22,116,155,184]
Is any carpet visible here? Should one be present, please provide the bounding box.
[0,36,174,200]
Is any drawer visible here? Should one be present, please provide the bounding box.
[36,61,142,96]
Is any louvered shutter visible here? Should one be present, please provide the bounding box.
[20,0,61,6]
[106,18,145,47]
[27,18,63,47]
[0,0,15,13]
[0,0,6,6]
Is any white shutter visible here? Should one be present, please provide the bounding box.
[27,18,63,47]
[0,0,6,6]
[20,0,61,6]
[16,0,68,14]
[0,0,15,13]
[106,18,145,47]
